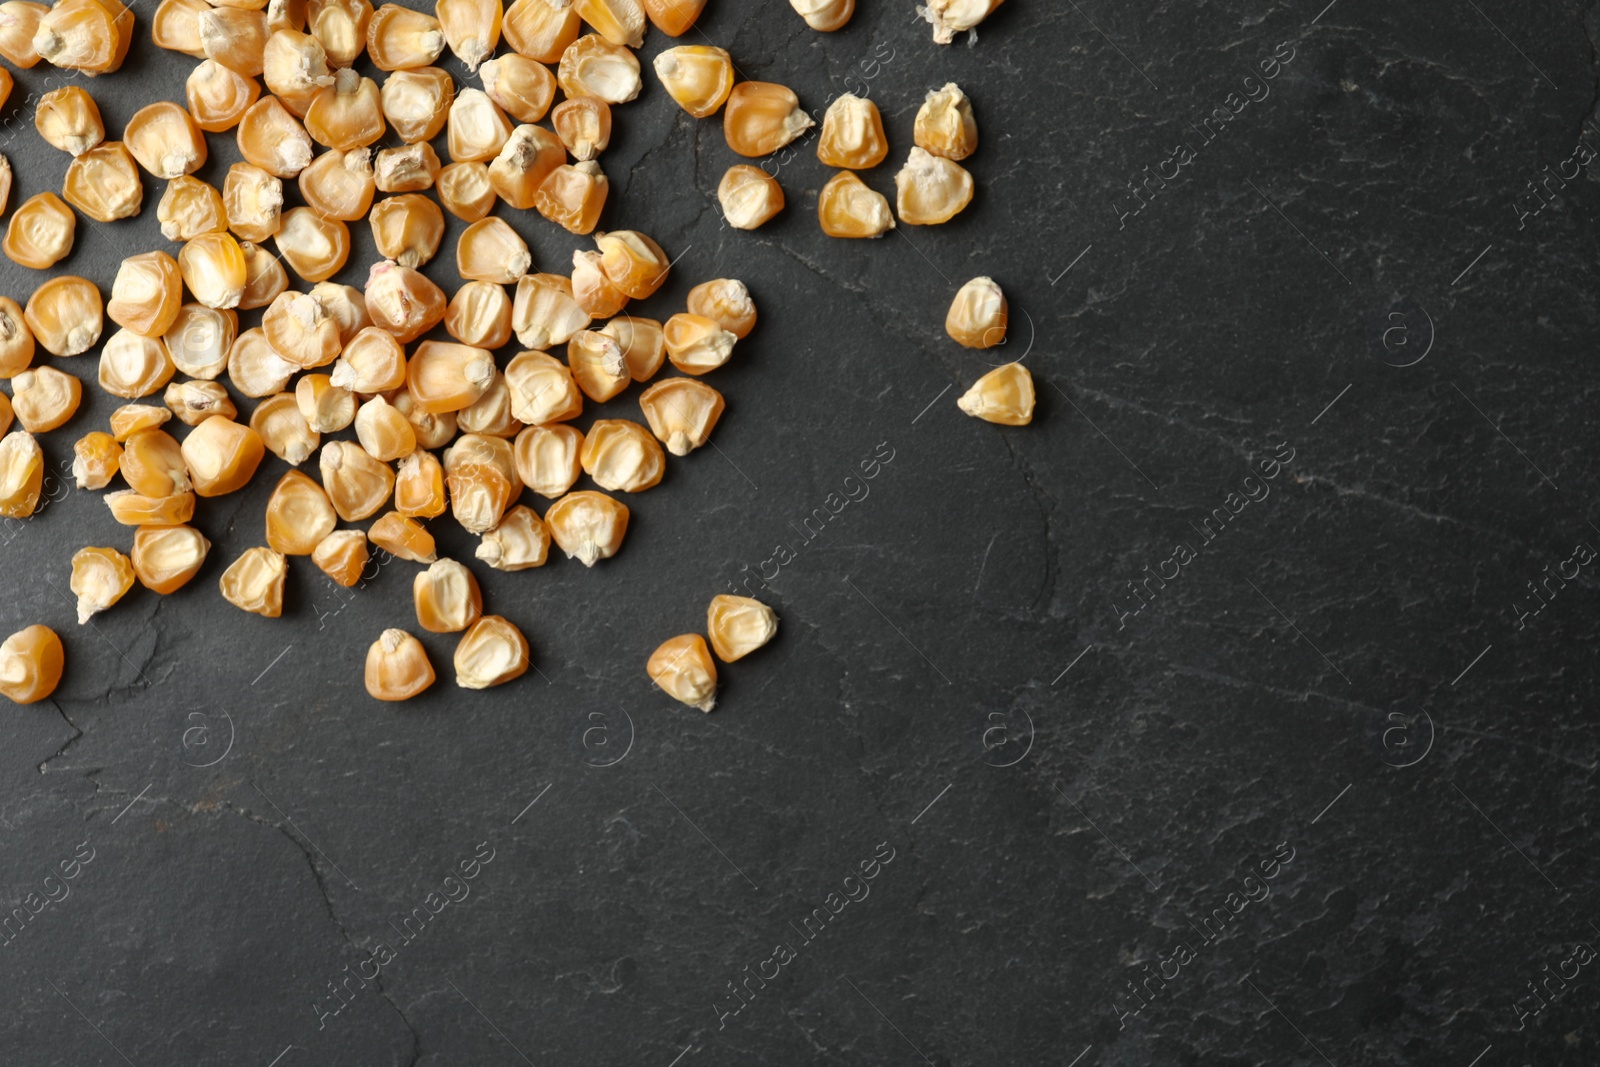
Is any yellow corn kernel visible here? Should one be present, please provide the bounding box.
[481,53,555,123]
[223,162,284,242]
[546,489,627,566]
[914,81,977,161]
[319,439,392,519]
[394,448,445,517]
[33,0,132,74]
[368,193,443,267]
[353,394,415,460]
[946,276,1007,349]
[475,505,548,570]
[413,557,481,632]
[502,0,575,62]
[663,313,734,375]
[594,229,669,299]
[646,633,716,711]
[35,85,102,154]
[534,161,607,235]
[488,123,566,210]
[601,315,664,381]
[330,325,405,394]
[378,65,451,143]
[237,95,314,177]
[72,430,121,488]
[305,70,382,153]
[374,142,441,192]
[251,391,320,464]
[557,32,640,104]
[118,427,188,497]
[455,217,530,285]
[166,303,237,379]
[153,0,207,54]
[0,1,49,66]
[71,546,135,624]
[261,290,338,369]
[686,278,756,339]
[717,164,784,230]
[363,260,445,342]
[154,176,223,242]
[262,27,332,112]
[263,468,336,553]
[444,459,511,534]
[0,155,14,215]
[816,93,886,169]
[198,5,268,74]
[790,0,852,30]
[25,275,101,356]
[921,0,1004,43]
[123,102,207,180]
[895,146,973,225]
[365,628,434,700]
[104,252,180,339]
[61,142,141,223]
[566,328,628,403]
[568,250,626,320]
[391,389,457,449]
[307,0,370,66]
[445,88,510,163]
[0,429,42,516]
[445,281,513,349]
[818,170,893,238]
[504,349,582,426]
[365,2,442,69]
[98,330,175,399]
[641,0,702,35]
[181,416,265,496]
[219,545,287,616]
[238,241,289,310]
[454,614,529,688]
[512,423,580,498]
[227,327,294,396]
[130,523,210,593]
[165,380,237,425]
[104,488,196,525]
[652,45,732,118]
[436,0,498,69]
[580,418,663,492]
[11,366,80,431]
[436,161,495,222]
[457,375,524,441]
[311,280,370,344]
[4,192,74,269]
[289,376,349,435]
[312,527,368,586]
[179,231,249,308]
[275,206,350,282]
[187,58,261,132]
[724,81,813,158]
[573,0,641,45]
[369,509,435,562]
[0,624,62,704]
[407,340,492,415]
[707,594,778,661]
[0,296,32,378]
[296,148,374,220]
[108,403,170,440]
[512,273,590,348]
[638,376,723,455]
[957,362,1034,425]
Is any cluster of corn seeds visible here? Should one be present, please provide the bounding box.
[646,593,778,712]
[946,277,1034,426]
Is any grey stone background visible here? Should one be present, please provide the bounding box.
[0,0,1596,1064]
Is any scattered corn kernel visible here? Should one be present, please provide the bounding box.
[237,96,314,177]
[0,1,49,67]
[355,394,417,460]
[436,0,499,69]
[545,489,628,566]
[557,32,640,104]
[946,276,1007,349]
[320,439,393,519]
[187,58,261,132]
[131,524,211,593]
[71,546,135,624]
[818,170,894,238]
[369,192,444,267]
[295,373,355,433]
[0,625,63,704]
[118,428,189,496]
[374,142,441,191]
[275,206,350,282]
[504,348,583,426]
[108,403,170,440]
[454,614,529,688]
[511,273,590,348]
[653,45,732,118]
[580,418,663,492]
[724,81,813,158]
[379,65,452,141]
[488,123,565,209]
[223,162,285,242]
[11,366,82,430]
[445,280,513,349]
[534,160,608,235]
[165,380,237,425]
[717,165,784,230]
[369,509,436,562]
[263,289,340,368]
[125,101,207,179]
[790,0,852,30]
[99,330,176,399]
[0,296,34,377]
[108,252,182,336]
[313,528,368,586]
[366,3,444,70]
[481,53,555,123]
[476,504,548,569]
[512,423,581,498]
[72,431,121,488]
[664,313,735,375]
[179,230,249,308]
[921,0,1004,44]
[686,278,756,339]
[456,216,531,284]
[62,142,142,223]
[641,0,702,35]
[5,192,75,269]
[957,362,1034,425]
[413,557,481,632]
[364,260,446,342]
[299,146,376,220]
[219,545,287,616]
[595,229,669,299]
[394,448,445,517]
[365,628,434,700]
[502,0,576,62]
[25,275,102,356]
[167,304,239,380]
[264,469,337,553]
[304,67,384,151]
[35,85,103,154]
[647,633,716,711]
[447,87,512,162]
[250,391,321,464]
[573,0,642,46]
[707,594,778,661]
[566,328,629,402]
[105,488,196,525]
[0,429,43,516]
[895,146,974,225]
[437,160,496,221]
[914,82,977,160]
[817,93,886,169]
[181,415,265,495]
[638,377,723,455]
[330,325,406,393]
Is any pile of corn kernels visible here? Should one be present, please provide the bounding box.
[0,0,1020,708]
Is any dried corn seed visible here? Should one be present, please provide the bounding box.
[310,282,370,344]
[504,349,582,425]
[153,0,208,53]
[319,439,392,519]
[641,0,702,35]
[262,290,339,367]
[11,366,81,431]
[25,275,101,356]
[0,296,33,377]
[447,88,512,163]
[313,528,367,586]
[573,0,642,45]
[790,0,852,31]
[488,122,566,209]
[436,0,498,70]
[294,373,354,432]
[388,388,456,449]
[534,161,607,235]
[305,67,384,150]
[366,3,443,69]
[502,0,576,62]
[105,488,196,525]
[354,394,416,460]
[108,252,183,337]
[817,93,886,169]
[457,378,523,439]
[557,32,640,104]
[566,328,628,402]
[512,423,580,498]
[262,28,333,110]
[511,273,590,348]
[99,330,176,399]
[663,313,734,375]
[119,428,189,496]
[595,229,669,299]
[580,418,663,492]
[4,192,74,269]
[437,161,496,222]
[165,380,237,425]
[546,489,627,566]
[228,327,296,395]
[297,148,375,220]
[275,207,349,282]
[921,0,1003,43]
[34,0,132,74]
[237,95,314,177]
[717,164,784,230]
[251,391,320,463]
[198,5,268,75]
[237,241,290,310]
[407,340,492,415]
[456,217,531,284]
[957,362,1033,425]
[646,633,716,711]
[125,102,207,179]
[0,154,13,215]
[0,625,63,703]
[896,147,973,225]
[724,81,813,157]
[445,460,511,533]
[394,448,445,517]
[653,45,732,118]
[0,429,42,516]
[445,281,513,349]
[443,432,517,483]
[453,614,528,687]
[413,557,481,632]
[475,505,547,569]
[130,523,210,593]
[707,594,778,661]
[264,468,335,552]
[187,58,261,131]
[306,0,370,65]
[637,376,722,455]
[167,304,237,379]
[223,162,284,242]
[369,509,435,562]
[378,65,452,141]
[35,85,102,154]
[570,249,627,318]
[946,276,1007,349]
[61,142,141,223]
[365,628,433,699]
[914,82,977,160]
[331,325,406,394]
[183,416,265,494]
[108,403,170,440]
[686,278,756,339]
[219,545,287,616]
[818,170,894,238]
[373,142,440,191]
[481,53,555,123]
[363,260,445,342]
[71,546,135,624]
[0,1,49,66]
[72,430,121,487]
[600,315,664,381]
[368,193,443,268]
[179,230,249,308]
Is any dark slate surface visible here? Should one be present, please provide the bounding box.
[1,0,1598,1064]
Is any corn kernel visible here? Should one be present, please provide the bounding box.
[454,614,529,687]
[251,391,320,464]
[238,241,290,310]
[275,207,350,282]
[35,85,102,154]
[263,468,336,553]
[413,557,481,632]
[686,278,756,339]
[179,231,248,309]
[304,67,384,151]
[646,633,716,711]
[352,394,414,460]
[641,0,701,35]
[34,0,132,74]
[129,524,210,593]
[395,448,445,517]
[59,142,140,223]
[724,81,813,158]
[330,325,406,394]
[153,0,207,54]
[363,260,445,342]
[320,439,392,519]
[365,628,434,699]
[595,229,669,299]
[0,155,14,215]
[597,315,661,381]
[476,504,548,569]
[237,95,314,176]
[546,489,628,566]
[373,142,441,192]
[0,429,42,516]
[455,216,531,285]
[187,58,261,131]
[312,528,367,586]
[25,275,100,356]
[914,81,977,161]
[445,458,512,534]
[535,161,607,235]
[72,430,121,488]
[502,0,576,62]
[512,273,590,348]
[572,0,641,45]
[945,276,1007,349]
[512,423,580,498]
[4,192,74,269]
[199,6,268,75]
[437,161,496,222]
[108,403,170,440]
[504,349,582,426]
[557,32,640,104]
[447,88,512,163]
[366,193,441,268]
[71,545,135,624]
[167,303,237,379]
[717,165,784,230]
[637,376,722,456]
[118,427,188,496]
[921,0,1004,44]
[99,330,175,399]
[790,0,852,30]
[263,28,333,111]
[580,418,663,492]
[436,0,498,70]
[165,380,237,425]
[445,281,513,349]
[124,102,207,180]
[707,594,778,661]
[0,624,63,703]
[663,313,734,375]
[406,341,492,415]
[379,65,452,141]
[0,1,49,67]
[307,0,370,65]
[565,328,627,402]
[224,162,284,242]
[219,545,287,616]
[183,416,265,494]
[389,388,456,448]
[653,45,731,118]
[571,249,627,318]
[818,170,894,238]
[487,123,566,210]
[365,3,443,69]
[895,146,973,225]
[260,291,336,370]
[267,0,302,36]
[228,327,295,396]
[105,488,196,525]
[311,281,370,343]
[295,148,374,220]
[11,366,80,430]
[957,362,1033,425]
[816,93,886,169]
[452,375,518,436]
[0,296,33,377]
[153,176,223,242]
[369,509,435,562]
[481,53,556,123]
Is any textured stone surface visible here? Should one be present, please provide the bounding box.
[1,1,1598,1064]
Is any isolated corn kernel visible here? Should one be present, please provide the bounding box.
[181,416,263,494]
[454,615,529,688]
[489,123,566,209]
[595,229,670,299]
[264,469,336,554]
[187,59,261,131]
[412,557,481,632]
[790,0,852,30]
[35,85,102,154]
[502,0,576,61]
[456,217,531,285]
[437,161,496,222]
[105,488,196,525]
[647,633,716,711]
[219,546,287,616]
[957,362,1034,425]
[124,102,207,179]
[653,45,732,118]
[921,0,1004,43]
[224,162,284,242]
[717,165,784,230]
[535,161,608,235]
[663,313,734,375]
[369,193,443,267]
[305,67,385,150]
[365,628,434,700]
[817,93,886,169]
[707,595,778,661]
[379,65,452,141]
[331,325,406,394]
[512,273,590,348]
[99,331,174,399]
[686,278,756,339]
[0,296,33,377]
[365,3,443,69]
[369,509,435,562]
[0,625,63,703]
[580,418,663,492]
[354,394,416,460]
[818,171,894,238]
[0,154,15,216]
[566,329,628,402]
[476,505,548,569]
[444,459,511,534]
[118,428,188,496]
[394,448,445,517]
[153,0,207,54]
[59,142,140,223]
[437,0,498,70]
[179,231,248,309]
[129,524,210,593]
[11,366,80,431]
[251,392,320,464]
[946,276,1007,349]
[512,423,581,498]
[914,82,977,160]
[165,380,237,425]
[557,32,640,104]
[167,303,237,379]
[34,0,132,74]
[364,260,446,342]
[320,439,393,519]
[0,1,49,67]
[0,429,42,516]
[638,377,723,456]
[276,207,350,282]
[407,340,492,414]
[199,6,268,75]
[108,403,170,440]
[481,53,555,123]
[641,0,702,35]
[448,88,512,163]
[73,431,121,488]
[237,96,314,176]
[297,148,375,220]
[312,528,367,586]
[155,176,224,242]
[896,146,973,225]
[4,192,74,269]
[543,488,628,566]
[71,546,135,624]
[724,82,813,158]
[25,275,100,356]
[374,142,441,191]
